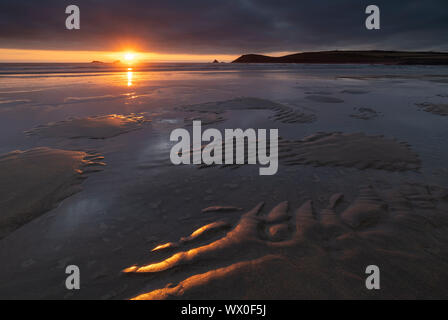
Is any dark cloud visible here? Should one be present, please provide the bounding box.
[0,0,447,54]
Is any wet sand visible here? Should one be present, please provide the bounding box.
[25,114,150,139]
[0,64,448,299]
[416,102,448,116]
[0,148,104,239]
[130,182,448,299]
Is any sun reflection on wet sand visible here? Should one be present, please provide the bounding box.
[127,70,133,86]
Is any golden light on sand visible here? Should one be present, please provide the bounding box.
[151,243,176,252]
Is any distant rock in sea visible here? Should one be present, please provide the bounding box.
[212,59,219,63]
[232,50,448,65]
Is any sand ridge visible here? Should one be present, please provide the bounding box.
[278,132,420,171]
[181,97,316,125]
[340,89,370,95]
[349,107,382,120]
[187,132,420,172]
[305,95,344,103]
[125,182,448,299]
[25,113,150,139]
[416,102,448,116]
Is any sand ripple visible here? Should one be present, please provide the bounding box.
[190,132,420,172]
[416,102,448,116]
[25,114,149,139]
[349,107,382,120]
[125,183,448,299]
[182,97,316,124]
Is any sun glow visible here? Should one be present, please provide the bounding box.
[0,48,238,63]
[124,52,136,62]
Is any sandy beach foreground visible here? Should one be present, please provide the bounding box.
[0,63,447,299]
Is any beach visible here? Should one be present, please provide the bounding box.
[0,62,448,299]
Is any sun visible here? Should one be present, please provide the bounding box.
[124,52,136,62]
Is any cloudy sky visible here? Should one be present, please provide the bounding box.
[0,0,447,61]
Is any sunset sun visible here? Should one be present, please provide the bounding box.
[124,52,136,62]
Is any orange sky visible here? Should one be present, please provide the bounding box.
[0,48,297,63]
[0,48,239,63]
